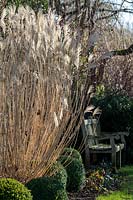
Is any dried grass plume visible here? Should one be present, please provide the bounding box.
[0,6,81,182]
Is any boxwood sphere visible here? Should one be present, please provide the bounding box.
[50,161,67,190]
[0,178,32,200]
[60,149,86,192]
[61,148,82,161]
[26,162,68,200]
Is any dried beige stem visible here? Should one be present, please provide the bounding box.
[0,6,84,183]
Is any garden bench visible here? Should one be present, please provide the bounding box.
[81,118,129,169]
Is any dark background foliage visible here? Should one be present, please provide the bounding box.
[92,88,133,164]
[6,0,48,12]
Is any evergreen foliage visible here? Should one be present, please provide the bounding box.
[0,178,32,200]
[60,148,86,192]
[26,162,68,200]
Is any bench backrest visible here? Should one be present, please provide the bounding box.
[84,118,100,146]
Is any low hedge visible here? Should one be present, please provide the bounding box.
[0,178,32,200]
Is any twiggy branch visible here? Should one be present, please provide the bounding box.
[90,44,133,69]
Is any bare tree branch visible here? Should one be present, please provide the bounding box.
[91,43,133,67]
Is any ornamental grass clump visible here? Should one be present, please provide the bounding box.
[0,6,81,183]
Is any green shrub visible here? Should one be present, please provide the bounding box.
[61,148,82,161]
[92,89,133,164]
[49,162,67,190]
[93,89,133,132]
[6,0,48,12]
[0,178,32,200]
[26,162,68,200]
[60,156,86,192]
[26,177,68,200]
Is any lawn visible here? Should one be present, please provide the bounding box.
[97,166,133,200]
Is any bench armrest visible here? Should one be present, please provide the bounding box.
[102,132,129,137]
[101,132,129,149]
